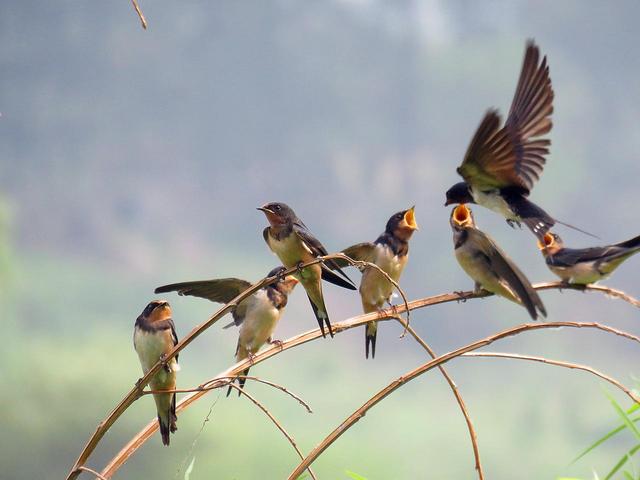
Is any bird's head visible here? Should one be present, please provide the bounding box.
[450,203,475,231]
[258,202,296,227]
[386,206,419,241]
[142,300,172,322]
[267,266,299,294]
[445,182,473,206]
[537,232,563,256]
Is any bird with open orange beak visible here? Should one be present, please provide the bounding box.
[155,266,298,396]
[450,204,546,320]
[332,207,418,358]
[538,231,640,285]
[133,300,180,446]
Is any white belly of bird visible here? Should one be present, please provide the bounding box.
[134,330,179,384]
[551,262,605,285]
[471,188,517,220]
[239,290,281,354]
[455,246,515,298]
[360,244,407,308]
[268,232,315,268]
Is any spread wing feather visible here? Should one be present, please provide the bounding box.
[458,41,554,192]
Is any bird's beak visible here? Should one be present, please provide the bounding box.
[537,232,554,251]
[452,204,472,226]
[257,205,273,214]
[444,199,453,207]
[403,206,419,230]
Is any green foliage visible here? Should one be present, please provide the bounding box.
[569,392,640,480]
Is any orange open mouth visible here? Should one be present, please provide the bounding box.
[453,204,471,225]
[537,232,554,250]
[403,206,418,230]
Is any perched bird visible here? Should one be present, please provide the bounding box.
[336,207,418,358]
[538,232,640,285]
[258,202,356,338]
[133,300,180,446]
[450,204,546,320]
[444,40,587,240]
[155,267,298,395]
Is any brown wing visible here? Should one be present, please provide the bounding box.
[329,242,377,269]
[458,40,554,192]
[154,278,252,304]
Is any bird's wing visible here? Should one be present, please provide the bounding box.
[155,278,253,304]
[329,242,377,269]
[458,41,554,192]
[293,223,356,289]
[468,228,546,319]
[548,246,629,267]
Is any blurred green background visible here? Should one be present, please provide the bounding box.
[1,1,639,478]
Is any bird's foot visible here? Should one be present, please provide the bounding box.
[296,261,305,274]
[386,302,399,315]
[247,352,256,365]
[135,377,146,392]
[454,290,468,303]
[268,338,284,350]
[506,219,522,229]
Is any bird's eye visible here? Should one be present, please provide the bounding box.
[274,205,281,211]
[396,214,403,220]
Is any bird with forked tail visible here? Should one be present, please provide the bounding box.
[333,207,418,358]
[444,40,593,240]
[155,266,298,396]
[450,204,547,320]
[258,202,356,338]
[538,232,640,285]
[133,300,180,446]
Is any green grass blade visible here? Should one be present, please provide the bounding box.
[607,393,640,442]
[604,445,640,480]
[345,471,369,480]
[572,418,640,464]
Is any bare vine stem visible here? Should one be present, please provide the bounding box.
[226,383,318,480]
[462,352,640,403]
[286,321,640,479]
[392,315,484,479]
[130,0,147,29]
[63,279,639,479]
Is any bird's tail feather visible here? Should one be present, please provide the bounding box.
[554,219,600,239]
[308,295,333,338]
[365,322,377,359]
[226,367,250,397]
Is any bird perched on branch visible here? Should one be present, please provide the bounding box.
[335,207,418,358]
[444,40,591,240]
[133,300,180,446]
[258,202,356,338]
[538,232,640,285]
[450,204,546,320]
[155,267,298,396]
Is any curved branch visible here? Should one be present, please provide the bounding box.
[226,383,317,480]
[130,0,147,29]
[461,352,640,404]
[67,281,637,479]
[286,321,640,479]
[393,315,484,479]
[66,255,345,480]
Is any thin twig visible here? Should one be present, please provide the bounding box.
[130,0,147,29]
[462,352,640,404]
[66,255,345,480]
[286,321,640,479]
[71,281,638,479]
[226,382,318,480]
[145,375,313,414]
[392,315,484,480]
[77,466,108,480]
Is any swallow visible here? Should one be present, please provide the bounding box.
[133,300,180,446]
[444,41,590,240]
[258,202,356,338]
[155,267,298,396]
[538,231,640,285]
[336,207,418,358]
[450,204,546,320]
